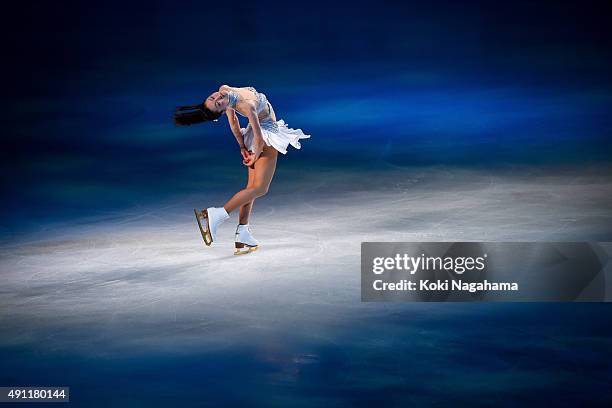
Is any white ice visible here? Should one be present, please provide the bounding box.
[1,165,611,354]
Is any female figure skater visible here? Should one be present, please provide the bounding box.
[174,85,310,255]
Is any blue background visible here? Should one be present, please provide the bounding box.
[1,0,611,234]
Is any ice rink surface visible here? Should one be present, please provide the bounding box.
[1,164,612,406]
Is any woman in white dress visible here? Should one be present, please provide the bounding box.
[174,85,310,255]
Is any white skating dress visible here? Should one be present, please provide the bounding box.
[227,87,310,154]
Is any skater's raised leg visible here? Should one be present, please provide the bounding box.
[223,145,278,214]
[194,145,276,247]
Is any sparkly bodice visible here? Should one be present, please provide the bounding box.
[227,87,271,118]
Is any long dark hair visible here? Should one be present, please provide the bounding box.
[173,103,222,126]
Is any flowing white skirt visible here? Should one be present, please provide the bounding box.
[241,119,310,155]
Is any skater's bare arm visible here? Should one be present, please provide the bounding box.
[245,107,265,147]
[226,109,245,147]
[244,106,265,166]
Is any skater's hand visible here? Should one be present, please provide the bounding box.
[244,108,265,167]
[240,146,250,162]
[242,151,254,166]
[244,144,263,167]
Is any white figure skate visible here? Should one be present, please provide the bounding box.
[194,207,229,246]
[234,224,259,255]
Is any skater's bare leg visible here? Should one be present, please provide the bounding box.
[224,145,278,214]
[239,165,256,224]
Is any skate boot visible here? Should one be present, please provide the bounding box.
[194,207,229,246]
[234,224,259,255]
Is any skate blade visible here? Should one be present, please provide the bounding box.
[234,245,259,256]
[194,209,213,246]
